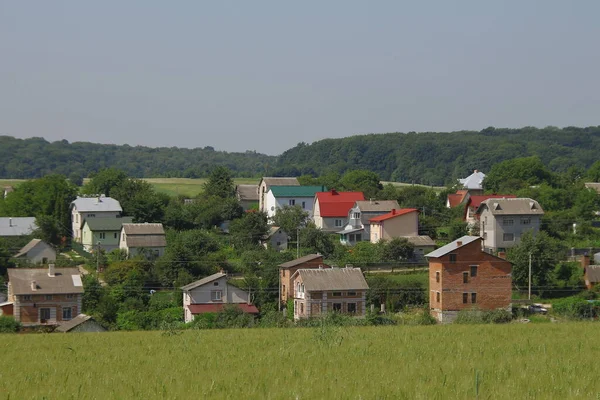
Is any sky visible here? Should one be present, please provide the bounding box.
[1,1,599,155]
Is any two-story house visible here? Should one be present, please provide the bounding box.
[265,185,326,219]
[82,217,133,252]
[181,272,258,323]
[369,208,435,258]
[291,267,369,320]
[476,198,544,253]
[337,200,400,246]
[463,195,515,226]
[426,236,512,323]
[4,265,84,326]
[258,177,300,213]
[313,190,365,232]
[279,254,329,305]
[71,195,122,242]
[120,223,167,258]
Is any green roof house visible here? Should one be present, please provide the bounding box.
[265,185,327,219]
[82,217,133,253]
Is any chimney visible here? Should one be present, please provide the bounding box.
[456,241,462,247]
[391,209,396,215]
[331,189,338,195]
[474,169,478,173]
[31,280,37,291]
[48,264,55,277]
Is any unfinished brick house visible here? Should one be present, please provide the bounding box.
[4,265,84,326]
[279,254,329,305]
[426,236,512,323]
[291,267,369,320]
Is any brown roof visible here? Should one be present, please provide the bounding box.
[354,200,400,212]
[122,223,165,235]
[122,223,166,247]
[477,198,544,216]
[586,265,600,283]
[404,236,436,247]
[260,177,300,188]
[278,254,323,269]
[8,268,84,295]
[236,185,259,201]
[295,268,369,291]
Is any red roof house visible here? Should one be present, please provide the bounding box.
[464,194,516,224]
[313,190,365,232]
[446,190,469,208]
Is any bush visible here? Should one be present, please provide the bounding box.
[258,311,291,328]
[187,305,256,329]
[0,316,20,333]
[395,308,437,325]
[553,297,599,319]
[455,308,512,324]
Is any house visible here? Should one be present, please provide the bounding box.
[579,255,600,290]
[584,182,600,194]
[313,190,365,232]
[0,217,38,238]
[446,190,469,208]
[258,177,300,213]
[3,185,14,199]
[477,198,544,253]
[5,265,84,326]
[369,208,419,242]
[279,254,329,304]
[337,200,400,246]
[235,184,259,210]
[463,194,516,225]
[265,185,326,219]
[404,236,437,260]
[291,267,369,320]
[81,216,133,252]
[71,195,122,242]
[181,272,258,323]
[120,223,167,258]
[261,226,288,251]
[458,170,486,194]
[426,236,512,323]
[13,239,56,264]
[55,314,107,333]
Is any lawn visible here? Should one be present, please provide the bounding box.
[1,323,599,399]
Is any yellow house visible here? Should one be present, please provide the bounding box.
[369,209,419,242]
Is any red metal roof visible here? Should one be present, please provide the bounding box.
[315,190,365,217]
[467,194,516,208]
[369,208,418,222]
[187,304,259,314]
[447,190,469,208]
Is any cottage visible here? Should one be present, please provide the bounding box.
[120,223,167,258]
[426,236,512,323]
[580,255,600,290]
[5,265,84,326]
[235,184,259,210]
[265,185,326,219]
[13,239,56,264]
[82,216,133,252]
[313,190,365,232]
[181,272,258,323]
[261,226,288,251]
[369,208,419,242]
[71,195,123,242]
[0,217,38,238]
[279,254,328,304]
[458,170,486,193]
[55,314,107,333]
[338,200,400,246]
[258,177,300,213]
[291,267,369,320]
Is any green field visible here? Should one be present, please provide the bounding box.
[1,323,598,399]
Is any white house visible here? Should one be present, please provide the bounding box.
[265,185,326,219]
[181,272,258,323]
[258,177,300,213]
[337,200,400,246]
[71,195,122,242]
[119,223,166,258]
[13,239,56,264]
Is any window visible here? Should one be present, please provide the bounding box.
[470,265,478,277]
[276,241,281,246]
[332,292,342,297]
[484,216,488,225]
[353,212,360,219]
[333,303,342,312]
[503,219,513,226]
[521,218,531,225]
[462,272,469,284]
[88,214,96,218]
[213,281,219,286]
[347,291,357,296]
[114,232,118,239]
[471,293,477,303]
[45,295,53,301]
[347,303,357,313]
[62,307,73,320]
[67,294,74,299]
[436,292,440,303]
[300,303,304,314]
[40,308,51,322]
[503,233,514,241]
[462,293,468,304]
[289,199,295,206]
[355,234,361,242]
[436,271,440,283]
[23,295,31,301]
[302,201,306,209]
[282,284,286,294]
[335,219,343,227]
[99,232,106,239]
[449,254,457,263]
[211,290,223,301]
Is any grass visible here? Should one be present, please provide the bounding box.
[0,179,26,188]
[1,323,599,398]
[366,270,429,286]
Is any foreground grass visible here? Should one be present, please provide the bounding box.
[1,323,599,399]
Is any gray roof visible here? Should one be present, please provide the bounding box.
[85,217,133,231]
[586,265,600,283]
[477,198,544,216]
[8,267,84,295]
[181,272,226,291]
[55,314,102,333]
[0,217,38,237]
[295,268,369,291]
[459,170,486,190]
[71,196,122,213]
[279,254,323,269]
[260,177,300,188]
[122,223,165,235]
[236,185,259,201]
[14,239,55,258]
[355,200,400,212]
[425,236,480,258]
[404,236,436,247]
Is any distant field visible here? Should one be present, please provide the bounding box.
[1,323,599,398]
[382,181,447,192]
[0,179,26,188]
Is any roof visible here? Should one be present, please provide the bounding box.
[0,217,37,237]
[187,303,259,314]
[476,198,544,216]
[235,184,259,201]
[295,268,369,291]
[8,267,84,295]
[55,314,101,333]
[459,170,486,190]
[586,265,600,283]
[354,200,400,212]
[181,272,226,291]
[279,254,323,269]
[14,239,55,258]
[264,226,286,239]
[404,236,436,247]
[270,185,327,198]
[85,217,133,231]
[585,183,600,194]
[71,196,122,213]
[447,190,469,208]
[369,208,419,222]
[336,227,364,235]
[315,190,365,217]
[425,236,481,258]
[125,235,167,248]
[467,194,516,209]
[122,223,165,235]
[260,177,300,188]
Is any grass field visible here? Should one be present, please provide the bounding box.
[1,323,599,399]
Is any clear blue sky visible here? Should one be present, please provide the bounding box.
[1,1,599,155]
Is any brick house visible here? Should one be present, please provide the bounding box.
[279,254,329,305]
[291,267,369,320]
[4,265,84,326]
[426,236,512,323]
[579,255,600,290]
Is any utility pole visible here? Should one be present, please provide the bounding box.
[528,252,532,301]
[297,227,300,258]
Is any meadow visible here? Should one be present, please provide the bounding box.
[1,323,599,399]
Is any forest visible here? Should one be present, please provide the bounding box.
[2,125,600,184]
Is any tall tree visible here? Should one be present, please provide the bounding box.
[272,205,310,242]
[203,166,235,198]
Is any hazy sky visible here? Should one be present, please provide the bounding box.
[1,2,599,155]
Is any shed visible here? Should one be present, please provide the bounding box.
[55,314,107,333]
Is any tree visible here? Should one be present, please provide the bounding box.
[34,215,62,247]
[382,238,414,261]
[229,211,269,249]
[298,224,336,257]
[83,168,128,197]
[484,156,555,192]
[339,170,383,199]
[272,205,310,242]
[203,166,235,198]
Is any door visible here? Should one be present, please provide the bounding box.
[39,308,51,323]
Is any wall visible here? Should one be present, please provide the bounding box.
[26,243,57,264]
[481,209,541,251]
[82,225,121,252]
[187,276,249,305]
[279,257,325,303]
[381,213,419,240]
[292,284,367,320]
[72,208,121,242]
[14,293,82,326]
[266,192,314,219]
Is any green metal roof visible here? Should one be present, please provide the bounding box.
[84,217,134,231]
[269,185,327,197]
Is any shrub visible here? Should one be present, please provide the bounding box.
[0,316,20,333]
[258,311,291,328]
[455,309,512,324]
[553,297,599,319]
